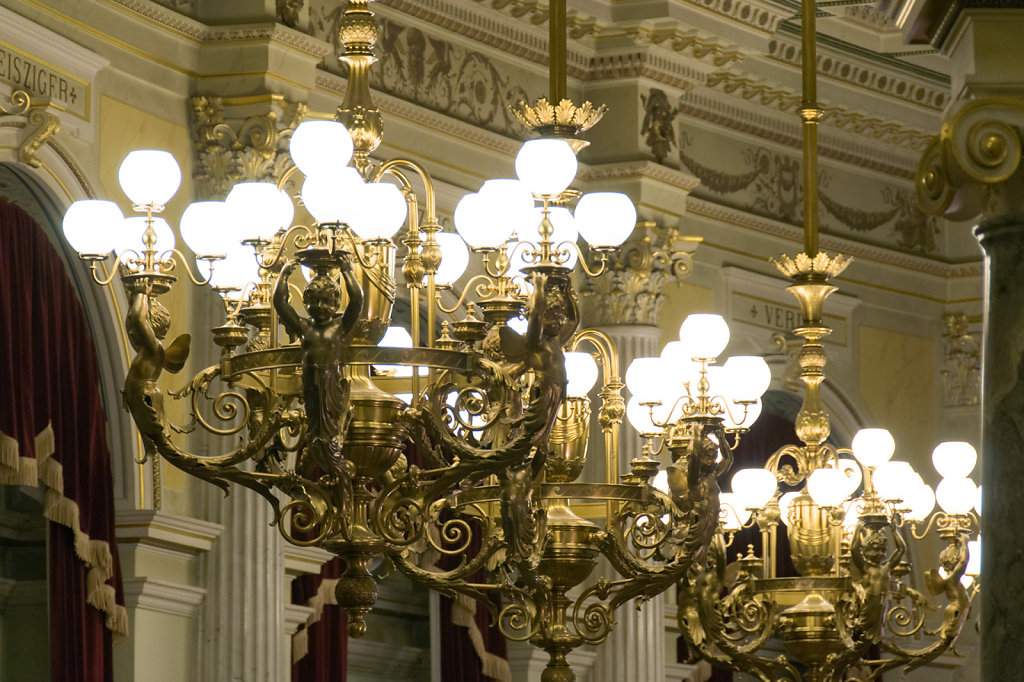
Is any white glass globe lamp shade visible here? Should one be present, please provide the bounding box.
[835,458,863,498]
[807,467,850,508]
[872,460,916,502]
[226,182,294,240]
[348,182,408,240]
[966,538,981,577]
[180,201,234,257]
[478,179,535,240]
[205,250,258,291]
[574,192,636,248]
[902,483,936,522]
[118,150,181,208]
[679,314,730,360]
[719,493,751,531]
[931,441,977,479]
[935,477,978,515]
[723,355,772,402]
[118,217,176,257]
[289,120,354,177]
[731,468,778,511]
[851,428,896,469]
[975,485,983,515]
[454,191,509,249]
[301,168,364,225]
[432,232,470,286]
[62,200,123,255]
[625,357,666,402]
[778,491,800,526]
[564,351,599,398]
[515,138,578,196]
[660,341,695,380]
[626,396,665,436]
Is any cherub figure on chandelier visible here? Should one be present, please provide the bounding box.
[123,280,191,458]
[849,522,907,636]
[273,256,363,479]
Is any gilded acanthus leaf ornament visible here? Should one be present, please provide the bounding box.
[509,97,607,137]
[770,251,851,280]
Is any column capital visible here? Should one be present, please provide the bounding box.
[916,97,1024,220]
[577,222,701,327]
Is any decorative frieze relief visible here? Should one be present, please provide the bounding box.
[190,96,307,200]
[675,131,937,252]
[680,0,788,35]
[467,0,601,38]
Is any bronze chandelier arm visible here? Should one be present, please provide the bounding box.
[384,530,503,608]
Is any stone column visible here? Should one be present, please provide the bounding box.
[199,485,288,681]
[914,13,1024,674]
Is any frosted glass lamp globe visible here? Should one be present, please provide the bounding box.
[730,468,777,510]
[118,150,182,208]
[903,483,936,522]
[119,217,176,257]
[678,314,730,360]
[931,441,977,479]
[289,120,354,177]
[205,251,258,291]
[807,467,849,508]
[180,201,232,256]
[349,182,408,240]
[301,168,364,225]
[515,138,578,196]
[479,179,535,240]
[574,192,636,248]
[836,458,863,498]
[626,396,664,436]
[433,232,470,286]
[625,357,665,402]
[227,182,292,240]
[564,351,599,398]
[966,538,981,577]
[936,477,978,515]
[873,460,915,501]
[62,200,123,255]
[851,428,896,469]
[454,193,502,249]
[723,355,772,402]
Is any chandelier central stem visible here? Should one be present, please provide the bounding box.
[800,0,822,257]
[549,0,567,103]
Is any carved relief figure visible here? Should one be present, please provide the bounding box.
[641,88,678,163]
[123,282,191,456]
[667,424,732,566]
[273,259,363,477]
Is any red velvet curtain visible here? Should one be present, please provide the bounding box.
[0,199,125,681]
[291,558,348,682]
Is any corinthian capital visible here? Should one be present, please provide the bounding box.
[577,222,701,327]
[916,97,1024,219]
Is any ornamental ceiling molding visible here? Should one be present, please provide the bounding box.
[676,91,919,179]
[464,0,601,38]
[702,72,934,152]
[768,29,950,112]
[578,159,702,193]
[109,0,332,57]
[685,196,983,279]
[681,0,790,35]
[314,71,522,157]
[621,25,745,68]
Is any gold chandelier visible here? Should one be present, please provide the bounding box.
[660,1,981,679]
[58,1,773,679]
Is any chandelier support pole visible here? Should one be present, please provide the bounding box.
[799,0,821,257]
[549,0,567,104]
